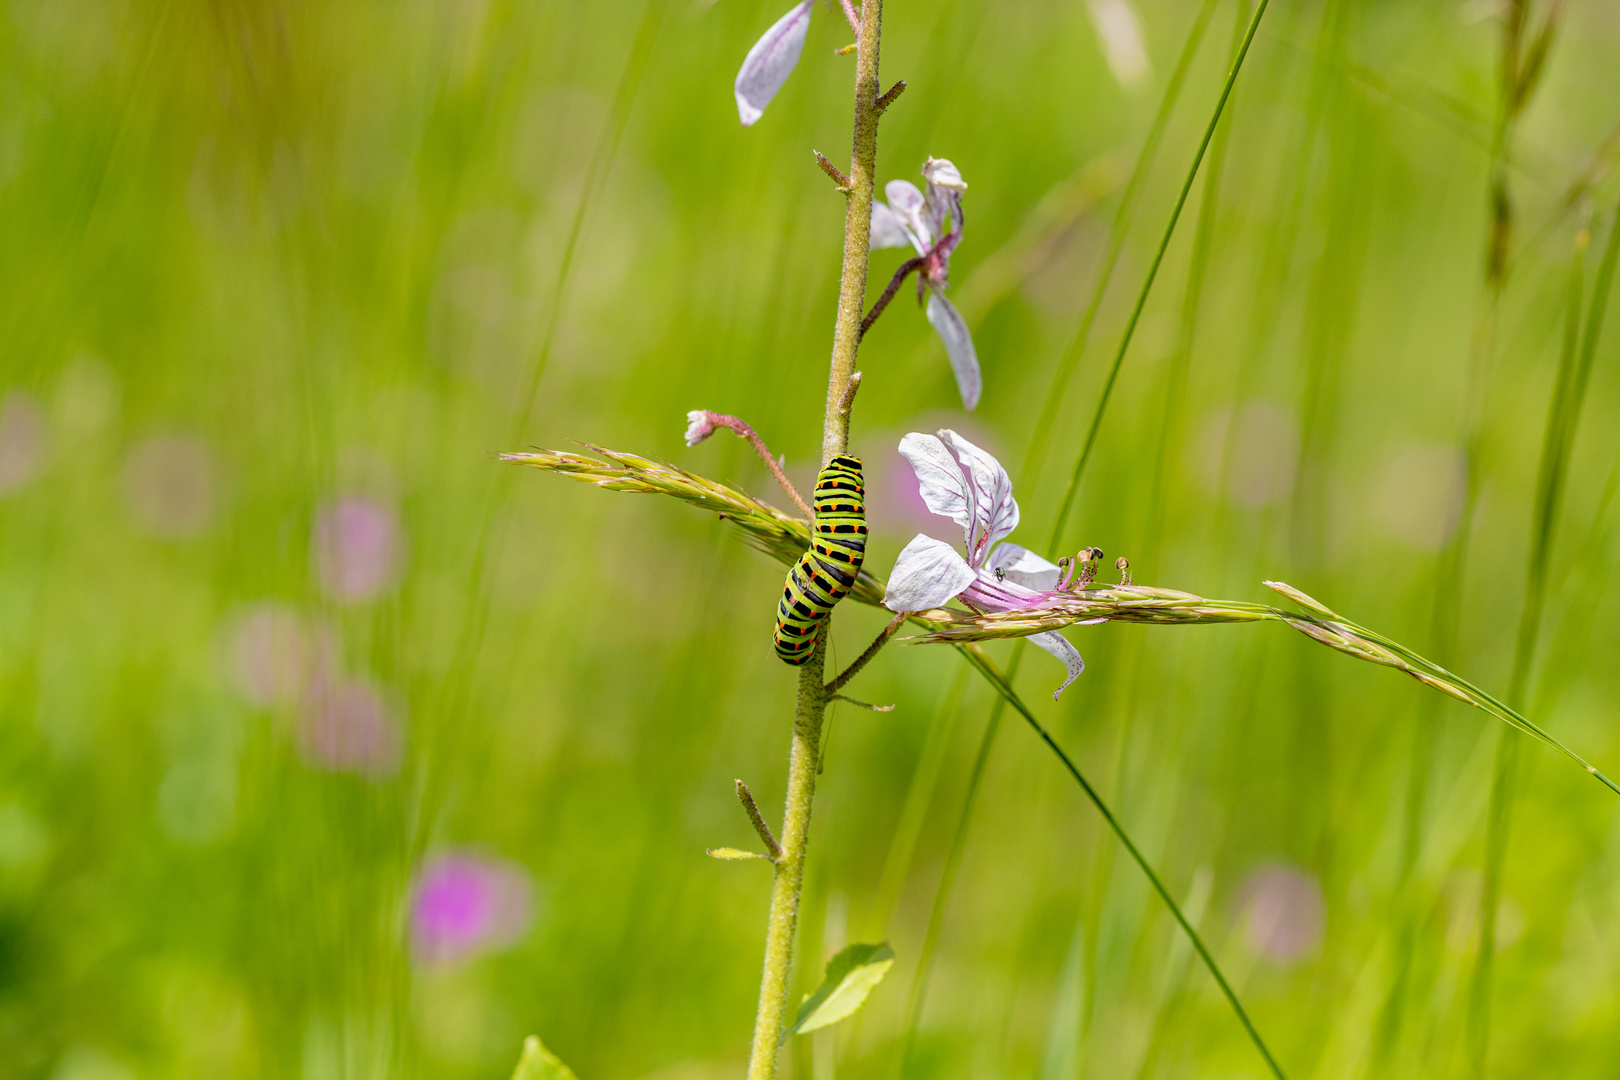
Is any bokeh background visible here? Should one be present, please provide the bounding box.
[4,0,1620,1077]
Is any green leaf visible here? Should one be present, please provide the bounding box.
[706,847,771,861]
[511,1036,579,1080]
[781,942,895,1042]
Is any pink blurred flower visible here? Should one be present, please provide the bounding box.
[313,496,403,601]
[1239,863,1325,964]
[302,675,403,778]
[123,433,218,538]
[0,391,45,493]
[227,603,333,708]
[411,852,534,964]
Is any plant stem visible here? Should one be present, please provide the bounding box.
[822,0,883,465]
[747,3,884,1076]
[746,654,829,1076]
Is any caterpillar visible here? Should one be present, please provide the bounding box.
[774,454,867,665]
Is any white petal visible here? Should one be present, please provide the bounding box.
[926,292,982,412]
[921,157,967,192]
[870,201,914,250]
[938,426,1016,558]
[883,534,976,612]
[1031,631,1085,699]
[898,432,974,548]
[883,179,931,253]
[986,542,1061,590]
[734,2,815,127]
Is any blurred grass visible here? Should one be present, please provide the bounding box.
[3,1,1620,1078]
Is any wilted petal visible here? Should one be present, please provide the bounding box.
[986,543,1061,590]
[926,292,981,412]
[921,157,967,192]
[1031,631,1085,699]
[734,1,815,127]
[921,158,966,240]
[870,201,915,250]
[884,534,975,611]
[883,180,932,253]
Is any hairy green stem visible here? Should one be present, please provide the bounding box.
[747,3,884,1077]
[746,654,829,1076]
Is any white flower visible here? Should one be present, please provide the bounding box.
[883,430,1096,699]
[869,159,980,410]
[734,1,816,127]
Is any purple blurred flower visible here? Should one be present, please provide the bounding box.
[0,391,45,493]
[1239,863,1325,964]
[228,603,330,708]
[313,496,403,601]
[123,433,219,538]
[870,159,979,409]
[882,430,1095,698]
[411,852,534,964]
[734,1,815,126]
[302,675,402,778]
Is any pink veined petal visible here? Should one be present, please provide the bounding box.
[985,542,1062,590]
[958,566,1047,612]
[884,534,976,612]
[1030,631,1086,699]
[734,1,815,127]
[927,293,982,413]
[870,201,915,250]
[883,180,932,253]
[898,432,976,550]
[939,426,1014,562]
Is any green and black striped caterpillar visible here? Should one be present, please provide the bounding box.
[774,454,867,665]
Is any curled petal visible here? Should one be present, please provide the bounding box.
[1030,631,1085,699]
[921,158,966,239]
[870,201,915,250]
[734,2,815,127]
[883,534,975,612]
[927,293,982,413]
[922,157,968,193]
[986,542,1062,591]
[883,180,932,253]
[685,410,718,446]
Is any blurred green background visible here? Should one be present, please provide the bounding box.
[4,0,1620,1076]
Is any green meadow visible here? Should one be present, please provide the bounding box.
[3,1,1620,1077]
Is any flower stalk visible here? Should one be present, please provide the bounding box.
[746,3,885,1077]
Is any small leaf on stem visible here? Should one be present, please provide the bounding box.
[780,942,896,1041]
[707,847,772,861]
